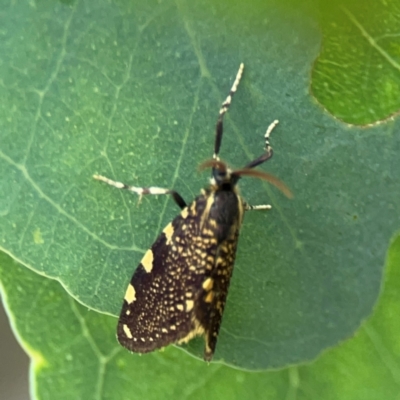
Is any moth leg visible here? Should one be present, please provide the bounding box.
[244,202,272,211]
[244,119,279,169]
[214,63,244,160]
[93,174,187,209]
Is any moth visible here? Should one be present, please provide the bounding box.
[94,63,291,361]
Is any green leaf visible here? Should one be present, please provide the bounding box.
[1,235,399,399]
[0,0,399,369]
[307,233,400,399]
[312,0,400,125]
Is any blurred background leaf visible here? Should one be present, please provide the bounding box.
[312,0,400,125]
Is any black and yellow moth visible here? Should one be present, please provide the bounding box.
[94,64,291,361]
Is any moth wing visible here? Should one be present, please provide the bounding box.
[117,203,217,353]
[200,230,240,360]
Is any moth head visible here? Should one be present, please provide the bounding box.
[199,159,238,188]
[199,159,293,198]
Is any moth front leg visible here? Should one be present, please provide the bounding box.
[93,174,187,209]
[243,202,272,211]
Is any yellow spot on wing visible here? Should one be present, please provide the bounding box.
[177,319,205,344]
[204,342,212,360]
[123,324,133,339]
[200,193,215,229]
[124,284,136,304]
[163,223,174,244]
[202,278,213,291]
[205,291,214,303]
[185,300,194,311]
[141,249,154,272]
[208,219,217,228]
[181,208,189,219]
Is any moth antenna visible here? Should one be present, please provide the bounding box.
[233,168,293,198]
[198,159,227,172]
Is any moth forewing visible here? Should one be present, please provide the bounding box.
[117,188,242,360]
